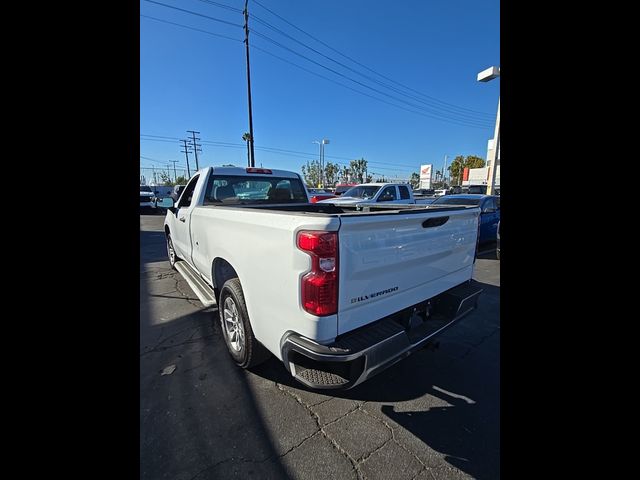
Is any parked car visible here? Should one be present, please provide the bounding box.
[163,166,483,389]
[430,194,500,245]
[467,185,487,194]
[413,188,435,196]
[334,183,358,196]
[140,185,156,213]
[307,188,337,203]
[318,183,436,207]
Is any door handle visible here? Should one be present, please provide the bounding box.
[179,217,186,222]
[422,216,449,228]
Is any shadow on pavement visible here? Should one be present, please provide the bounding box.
[140,230,290,479]
[140,230,170,264]
[251,280,500,479]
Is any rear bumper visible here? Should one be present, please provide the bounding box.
[281,280,483,390]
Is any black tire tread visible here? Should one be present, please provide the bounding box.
[167,233,179,270]
[220,278,270,368]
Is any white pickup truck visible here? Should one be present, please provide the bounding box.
[164,166,483,389]
[318,182,436,207]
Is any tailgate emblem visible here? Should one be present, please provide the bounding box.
[350,286,399,304]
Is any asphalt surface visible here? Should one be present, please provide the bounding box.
[140,214,500,480]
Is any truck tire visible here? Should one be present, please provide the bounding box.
[219,278,270,368]
[166,233,179,270]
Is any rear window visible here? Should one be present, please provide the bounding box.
[203,175,308,205]
[335,185,354,194]
[342,185,381,199]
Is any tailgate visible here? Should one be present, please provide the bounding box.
[337,207,479,335]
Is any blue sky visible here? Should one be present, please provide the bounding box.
[140,0,500,183]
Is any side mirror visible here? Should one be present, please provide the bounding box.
[482,207,496,213]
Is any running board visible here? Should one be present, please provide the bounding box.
[174,260,217,307]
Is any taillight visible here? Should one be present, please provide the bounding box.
[309,196,319,203]
[246,167,272,174]
[297,231,338,316]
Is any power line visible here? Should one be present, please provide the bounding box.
[250,43,491,129]
[248,13,493,123]
[250,0,493,118]
[143,0,243,27]
[140,7,492,128]
[140,155,188,169]
[194,0,242,14]
[140,14,242,42]
[145,135,422,169]
[249,30,492,128]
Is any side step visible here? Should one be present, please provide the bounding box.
[174,260,217,307]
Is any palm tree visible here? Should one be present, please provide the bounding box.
[242,132,251,167]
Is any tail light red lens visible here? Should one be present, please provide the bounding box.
[297,231,338,316]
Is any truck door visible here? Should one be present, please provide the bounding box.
[376,186,398,203]
[171,174,200,262]
[397,184,413,204]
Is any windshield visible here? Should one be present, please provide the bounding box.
[335,185,353,194]
[140,186,152,192]
[431,196,482,206]
[341,185,381,199]
[204,175,308,205]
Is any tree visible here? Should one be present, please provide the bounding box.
[301,159,322,186]
[349,158,368,183]
[340,166,351,182]
[324,162,339,187]
[175,175,188,185]
[159,172,173,186]
[448,155,486,185]
[409,172,420,189]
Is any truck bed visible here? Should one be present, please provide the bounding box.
[197,202,473,216]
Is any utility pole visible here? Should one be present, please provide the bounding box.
[243,0,256,167]
[180,139,192,177]
[186,131,202,170]
[170,160,178,182]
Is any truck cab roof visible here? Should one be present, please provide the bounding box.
[201,166,302,179]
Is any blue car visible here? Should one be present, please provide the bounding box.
[430,194,501,245]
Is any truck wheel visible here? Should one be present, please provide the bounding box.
[219,278,270,368]
[166,234,179,269]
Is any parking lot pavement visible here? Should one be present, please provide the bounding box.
[140,214,500,480]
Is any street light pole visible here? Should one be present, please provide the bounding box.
[477,66,500,195]
[313,139,330,188]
